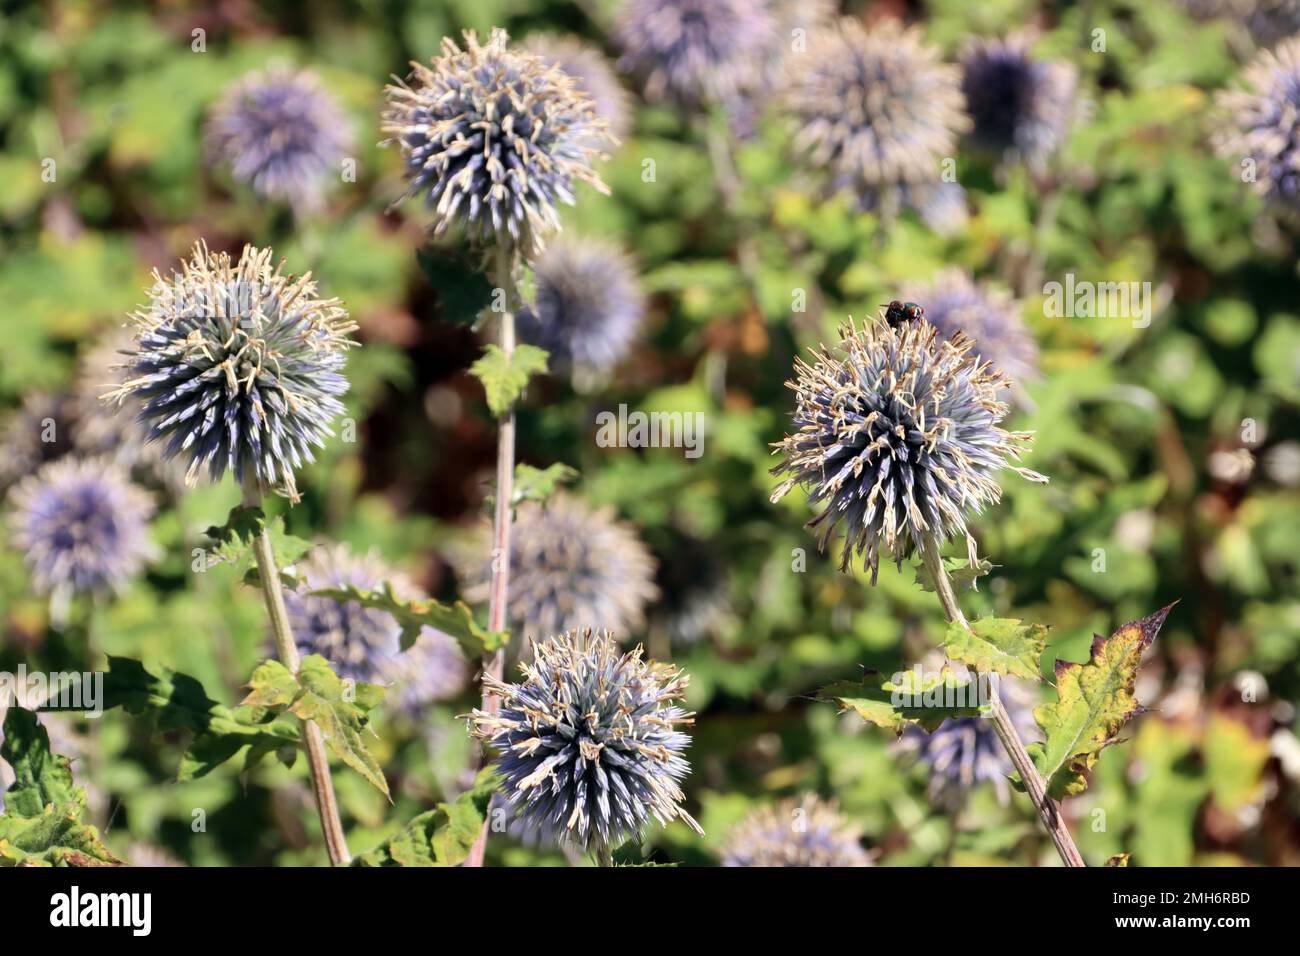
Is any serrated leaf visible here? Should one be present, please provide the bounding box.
[289,656,389,800]
[818,668,986,735]
[0,803,121,867]
[241,659,298,712]
[1,707,78,817]
[353,768,500,867]
[470,343,548,416]
[310,581,507,656]
[204,505,312,580]
[416,248,495,326]
[917,555,995,593]
[1031,605,1174,799]
[942,617,1047,681]
[507,462,578,510]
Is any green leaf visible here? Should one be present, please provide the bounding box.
[470,343,549,416]
[416,248,495,326]
[0,707,78,817]
[286,656,390,800]
[508,462,578,509]
[818,668,986,735]
[309,581,507,656]
[942,617,1048,681]
[916,555,995,593]
[611,841,679,867]
[1030,605,1174,799]
[353,768,500,867]
[0,804,121,867]
[204,505,312,585]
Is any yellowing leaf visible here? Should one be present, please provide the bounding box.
[470,343,548,416]
[943,617,1047,681]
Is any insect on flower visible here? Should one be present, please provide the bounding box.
[881,300,926,329]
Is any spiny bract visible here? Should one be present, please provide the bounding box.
[469,628,703,851]
[721,794,871,867]
[382,28,612,259]
[524,34,633,144]
[108,242,356,501]
[770,317,1046,581]
[1215,36,1300,212]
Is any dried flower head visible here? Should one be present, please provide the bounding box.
[616,0,776,107]
[721,794,871,867]
[206,66,352,213]
[469,628,702,851]
[1215,37,1300,212]
[515,236,645,374]
[524,34,633,144]
[960,35,1078,172]
[8,456,154,597]
[382,28,612,259]
[107,242,356,502]
[770,318,1046,581]
[785,18,969,191]
[900,269,1039,390]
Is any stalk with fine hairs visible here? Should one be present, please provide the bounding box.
[919,535,1085,868]
[243,479,351,866]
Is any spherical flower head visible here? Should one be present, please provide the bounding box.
[900,269,1039,391]
[770,318,1046,581]
[524,34,632,144]
[1215,37,1300,212]
[108,242,356,502]
[460,493,658,641]
[7,456,154,597]
[469,628,703,851]
[959,34,1078,173]
[515,236,645,375]
[721,794,871,867]
[616,0,776,108]
[283,545,468,711]
[382,28,612,260]
[0,392,76,491]
[206,66,352,213]
[785,18,969,191]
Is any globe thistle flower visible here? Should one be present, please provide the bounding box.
[0,392,76,491]
[283,545,468,711]
[721,794,871,867]
[469,628,703,851]
[515,236,645,375]
[900,269,1039,390]
[7,457,154,597]
[770,318,1046,581]
[616,0,776,107]
[1215,37,1300,212]
[206,65,352,213]
[382,29,612,259]
[107,242,356,502]
[960,35,1079,173]
[898,677,1039,805]
[460,493,658,642]
[524,34,632,144]
[785,18,969,193]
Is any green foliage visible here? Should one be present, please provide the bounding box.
[353,768,499,866]
[942,617,1048,681]
[416,249,495,326]
[310,581,508,656]
[470,343,549,416]
[204,505,313,587]
[819,668,986,735]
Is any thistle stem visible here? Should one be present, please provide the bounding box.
[241,481,351,867]
[595,845,615,868]
[466,248,519,869]
[918,535,1086,868]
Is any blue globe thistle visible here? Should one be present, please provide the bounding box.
[524,34,632,144]
[515,236,645,375]
[0,392,76,491]
[721,794,871,867]
[616,0,776,108]
[900,269,1040,391]
[1215,37,1300,212]
[206,66,352,213]
[284,545,469,711]
[7,456,154,597]
[785,18,969,193]
[469,628,703,852]
[770,318,1047,582]
[460,493,658,642]
[382,29,612,259]
[107,242,356,502]
[959,35,1079,173]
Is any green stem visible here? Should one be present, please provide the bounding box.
[595,844,614,868]
[918,534,1086,868]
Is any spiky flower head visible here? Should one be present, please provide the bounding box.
[959,34,1078,172]
[515,236,645,375]
[206,65,352,213]
[460,493,658,641]
[282,545,468,712]
[615,0,775,108]
[382,29,612,260]
[900,269,1039,390]
[524,34,633,144]
[7,457,154,597]
[469,628,702,851]
[785,18,969,191]
[107,242,356,502]
[1215,37,1300,212]
[770,318,1046,581]
[721,794,871,867]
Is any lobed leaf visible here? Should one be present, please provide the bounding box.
[818,668,986,735]
[470,343,549,417]
[353,768,500,867]
[942,617,1048,681]
[309,580,508,656]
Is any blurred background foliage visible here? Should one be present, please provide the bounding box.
[0,0,1297,866]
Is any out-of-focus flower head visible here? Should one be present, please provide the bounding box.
[721,793,871,866]
[0,392,77,491]
[524,34,632,144]
[1215,37,1300,212]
